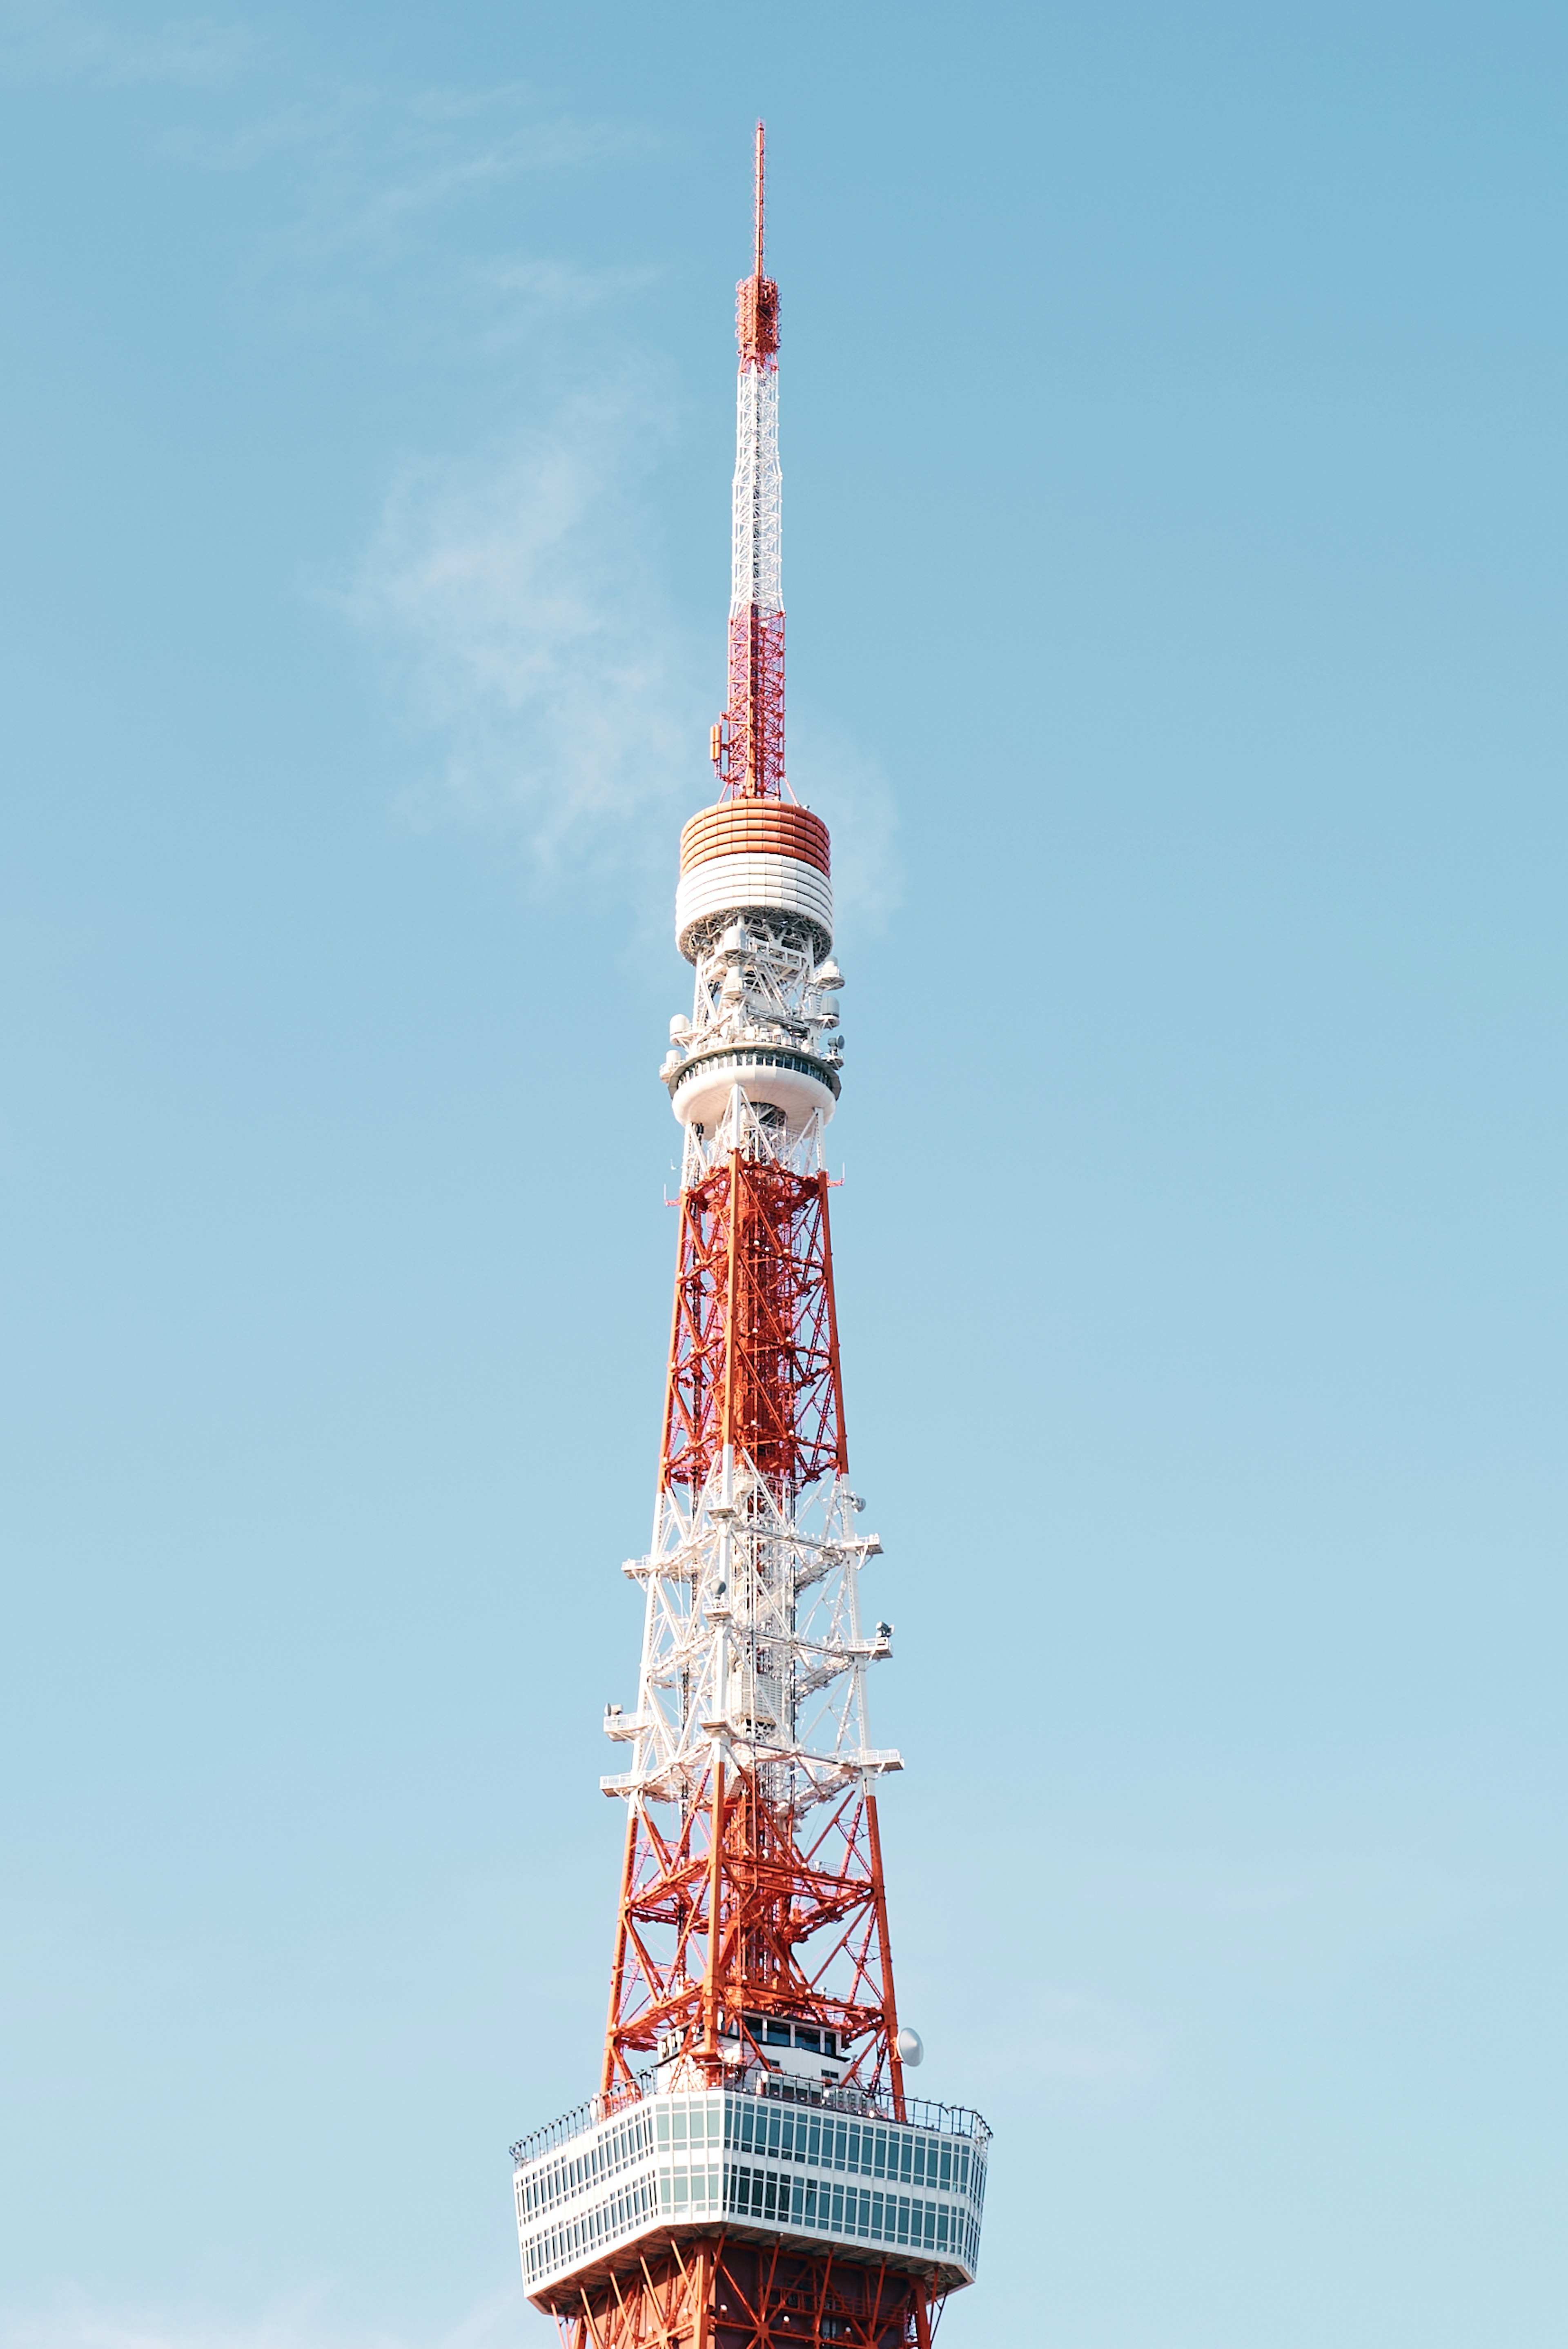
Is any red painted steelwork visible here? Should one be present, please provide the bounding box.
[601,1774,904,2098]
[661,1158,846,1502]
[737,121,780,368]
[546,2240,940,2349]
[718,606,786,803]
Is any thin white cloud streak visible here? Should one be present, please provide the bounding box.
[166,79,664,273]
[182,85,670,374]
[0,4,261,87]
[9,24,664,333]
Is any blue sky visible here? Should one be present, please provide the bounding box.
[2,3,1566,2345]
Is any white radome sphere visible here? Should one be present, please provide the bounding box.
[895,2026,924,2067]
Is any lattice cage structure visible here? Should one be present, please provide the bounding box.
[662,1155,844,1500]
[718,606,786,802]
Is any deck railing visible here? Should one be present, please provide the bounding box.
[510,2072,989,2167]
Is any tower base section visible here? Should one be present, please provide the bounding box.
[547,2237,940,2349]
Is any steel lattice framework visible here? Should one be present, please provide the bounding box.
[552,2244,937,2349]
[512,127,987,2349]
[662,1156,846,1500]
[603,1776,900,2097]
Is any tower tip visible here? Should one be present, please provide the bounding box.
[737,120,778,368]
[754,119,765,279]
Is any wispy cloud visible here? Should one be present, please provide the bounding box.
[786,721,903,941]
[343,374,709,883]
[11,21,662,365]
[0,4,262,87]
[344,395,903,929]
[164,74,671,390]
[178,79,648,210]
[11,15,898,922]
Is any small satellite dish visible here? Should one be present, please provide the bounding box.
[895,2026,924,2067]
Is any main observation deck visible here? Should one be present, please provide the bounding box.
[513,2079,989,2315]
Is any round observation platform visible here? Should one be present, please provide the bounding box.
[676,798,833,962]
[670,1041,839,1137]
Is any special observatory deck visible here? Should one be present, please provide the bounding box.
[512,2082,989,2311]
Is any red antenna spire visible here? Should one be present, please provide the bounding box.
[735,119,780,374]
[754,116,765,278]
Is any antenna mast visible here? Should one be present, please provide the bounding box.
[713,119,785,800]
[754,116,765,278]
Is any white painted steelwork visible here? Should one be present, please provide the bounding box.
[604,1443,895,1813]
[731,363,781,618]
[662,912,843,1140]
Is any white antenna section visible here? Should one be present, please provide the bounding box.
[730,363,781,618]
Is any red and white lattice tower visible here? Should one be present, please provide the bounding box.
[512,127,990,2349]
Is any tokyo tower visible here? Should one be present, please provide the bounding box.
[511,127,990,2349]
